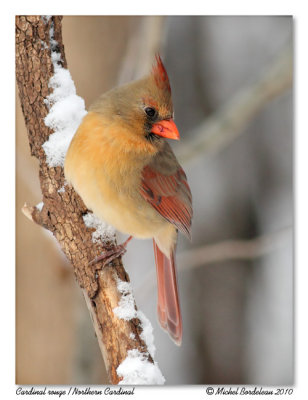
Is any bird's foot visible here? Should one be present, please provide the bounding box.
[89,236,133,267]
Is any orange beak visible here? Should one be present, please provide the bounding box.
[151,119,180,140]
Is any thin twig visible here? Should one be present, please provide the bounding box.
[177,226,291,270]
[137,227,291,299]
[177,44,293,164]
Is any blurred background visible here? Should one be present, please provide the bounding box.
[16,16,293,385]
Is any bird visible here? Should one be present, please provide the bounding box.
[64,55,192,345]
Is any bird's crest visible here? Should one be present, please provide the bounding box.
[151,54,171,93]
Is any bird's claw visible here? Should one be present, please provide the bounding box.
[88,236,133,267]
[89,244,127,267]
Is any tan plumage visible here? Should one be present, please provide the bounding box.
[64,56,192,344]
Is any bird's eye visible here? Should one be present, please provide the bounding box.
[145,107,157,119]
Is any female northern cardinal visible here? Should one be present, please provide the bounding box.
[64,55,192,345]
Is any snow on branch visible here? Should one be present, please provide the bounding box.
[114,278,165,384]
[83,212,116,245]
[117,349,165,385]
[42,19,87,167]
[114,278,156,358]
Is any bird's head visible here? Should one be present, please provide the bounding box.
[90,55,179,149]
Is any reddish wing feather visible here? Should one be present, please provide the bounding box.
[140,164,192,238]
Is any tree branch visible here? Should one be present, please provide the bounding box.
[16,15,163,385]
[177,44,293,164]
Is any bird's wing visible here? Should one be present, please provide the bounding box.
[140,142,192,238]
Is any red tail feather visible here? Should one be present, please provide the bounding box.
[153,240,182,345]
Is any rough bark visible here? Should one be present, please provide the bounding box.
[16,15,153,384]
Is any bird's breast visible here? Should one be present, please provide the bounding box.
[64,112,168,238]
